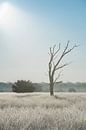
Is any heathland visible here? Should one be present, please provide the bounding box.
[0,93,86,130]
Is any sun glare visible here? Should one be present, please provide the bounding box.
[0,2,11,14]
[0,2,11,19]
[0,2,16,29]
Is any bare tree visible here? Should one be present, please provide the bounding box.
[48,41,78,96]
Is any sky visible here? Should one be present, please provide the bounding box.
[0,0,86,83]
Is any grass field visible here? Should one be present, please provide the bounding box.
[0,92,86,130]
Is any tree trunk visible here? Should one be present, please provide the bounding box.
[50,82,54,96]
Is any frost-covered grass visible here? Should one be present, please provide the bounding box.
[0,92,86,130]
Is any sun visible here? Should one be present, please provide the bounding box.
[0,2,12,23]
[0,1,33,31]
[0,2,11,18]
[0,2,16,28]
[0,2,14,26]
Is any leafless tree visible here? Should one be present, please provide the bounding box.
[48,41,78,96]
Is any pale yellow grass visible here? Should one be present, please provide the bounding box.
[0,92,86,130]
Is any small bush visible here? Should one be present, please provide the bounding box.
[12,80,35,93]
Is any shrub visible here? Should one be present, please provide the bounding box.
[12,80,35,93]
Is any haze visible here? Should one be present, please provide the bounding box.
[0,0,86,83]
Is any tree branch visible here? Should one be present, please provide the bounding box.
[64,44,78,55]
[53,43,61,56]
[53,44,56,54]
[55,63,69,71]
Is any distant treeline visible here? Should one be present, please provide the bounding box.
[34,82,86,92]
[0,82,86,92]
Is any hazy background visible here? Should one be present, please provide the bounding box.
[0,0,86,83]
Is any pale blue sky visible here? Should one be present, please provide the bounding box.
[0,0,86,83]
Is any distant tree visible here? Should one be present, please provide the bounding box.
[69,88,76,92]
[12,80,35,93]
[48,41,78,96]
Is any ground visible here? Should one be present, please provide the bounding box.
[0,92,86,130]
